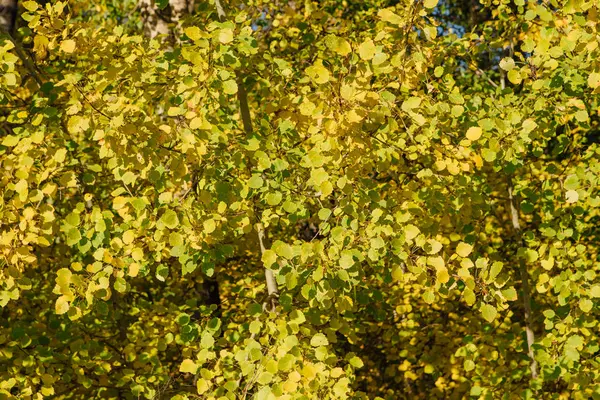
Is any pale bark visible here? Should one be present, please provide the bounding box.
[139,0,194,39]
[213,0,279,311]
[508,180,538,379]
[257,223,279,312]
[0,0,18,34]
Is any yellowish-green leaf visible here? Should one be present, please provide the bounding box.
[507,69,522,85]
[401,97,421,112]
[481,304,497,322]
[204,219,216,234]
[499,57,515,71]
[456,242,473,258]
[218,28,234,44]
[180,359,198,374]
[579,299,593,313]
[223,79,238,95]
[358,39,376,60]
[378,9,403,25]
[310,333,329,347]
[404,224,420,240]
[306,61,330,84]
[588,72,600,89]
[185,26,202,41]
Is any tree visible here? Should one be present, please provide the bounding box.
[1,0,600,399]
[0,0,17,34]
[139,0,195,39]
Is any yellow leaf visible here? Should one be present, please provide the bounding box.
[218,28,234,44]
[346,109,363,123]
[2,135,20,147]
[185,26,202,41]
[565,190,579,203]
[190,117,202,129]
[60,39,76,53]
[204,219,216,234]
[55,295,70,314]
[325,36,351,56]
[378,9,403,25]
[423,0,438,8]
[358,39,376,60]
[122,230,135,245]
[456,242,473,258]
[436,267,450,283]
[404,224,420,240]
[306,61,330,84]
[427,256,445,269]
[499,57,515,71]
[223,79,238,95]
[22,1,39,11]
[472,154,483,168]
[507,69,522,85]
[131,248,143,261]
[180,359,198,374]
[588,72,600,89]
[128,263,140,277]
[197,378,209,394]
[465,126,482,141]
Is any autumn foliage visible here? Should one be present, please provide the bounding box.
[1,0,600,399]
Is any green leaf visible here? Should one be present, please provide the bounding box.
[66,228,81,246]
[278,354,295,371]
[501,287,518,301]
[155,0,169,8]
[349,356,364,368]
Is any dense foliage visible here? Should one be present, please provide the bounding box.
[1,0,600,398]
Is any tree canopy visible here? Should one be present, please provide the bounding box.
[1,0,600,399]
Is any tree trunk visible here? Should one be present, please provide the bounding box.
[0,0,18,34]
[139,0,194,39]
[508,179,538,379]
